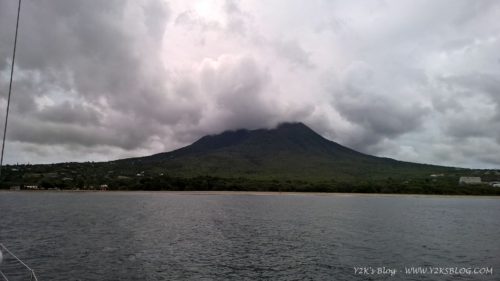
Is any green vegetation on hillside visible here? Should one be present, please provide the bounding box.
[1,123,499,195]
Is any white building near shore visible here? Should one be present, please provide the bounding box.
[459,177,482,185]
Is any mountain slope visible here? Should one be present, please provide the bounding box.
[5,122,498,195]
[115,122,450,181]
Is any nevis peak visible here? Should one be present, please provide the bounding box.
[117,122,446,181]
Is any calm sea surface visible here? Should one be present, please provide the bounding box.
[0,192,499,280]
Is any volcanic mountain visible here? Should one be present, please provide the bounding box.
[116,122,449,181]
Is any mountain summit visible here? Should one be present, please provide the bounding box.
[119,122,445,181]
[4,122,482,194]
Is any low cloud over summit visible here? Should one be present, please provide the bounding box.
[1,0,499,168]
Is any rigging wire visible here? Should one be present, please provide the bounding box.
[0,0,22,178]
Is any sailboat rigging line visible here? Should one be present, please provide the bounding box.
[0,243,38,281]
[0,0,22,178]
[0,270,8,281]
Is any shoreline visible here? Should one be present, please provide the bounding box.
[1,190,499,198]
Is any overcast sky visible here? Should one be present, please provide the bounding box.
[1,0,499,168]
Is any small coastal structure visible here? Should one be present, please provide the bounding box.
[10,186,20,191]
[99,184,108,191]
[459,177,482,185]
[26,185,39,190]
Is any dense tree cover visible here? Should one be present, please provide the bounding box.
[2,168,499,195]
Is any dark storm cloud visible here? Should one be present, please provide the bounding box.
[444,116,496,140]
[2,0,293,162]
[35,102,101,125]
[200,55,276,130]
[1,0,500,167]
[331,61,429,150]
[438,73,500,146]
[0,0,184,152]
[336,96,429,149]
[441,73,500,106]
[10,111,164,150]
